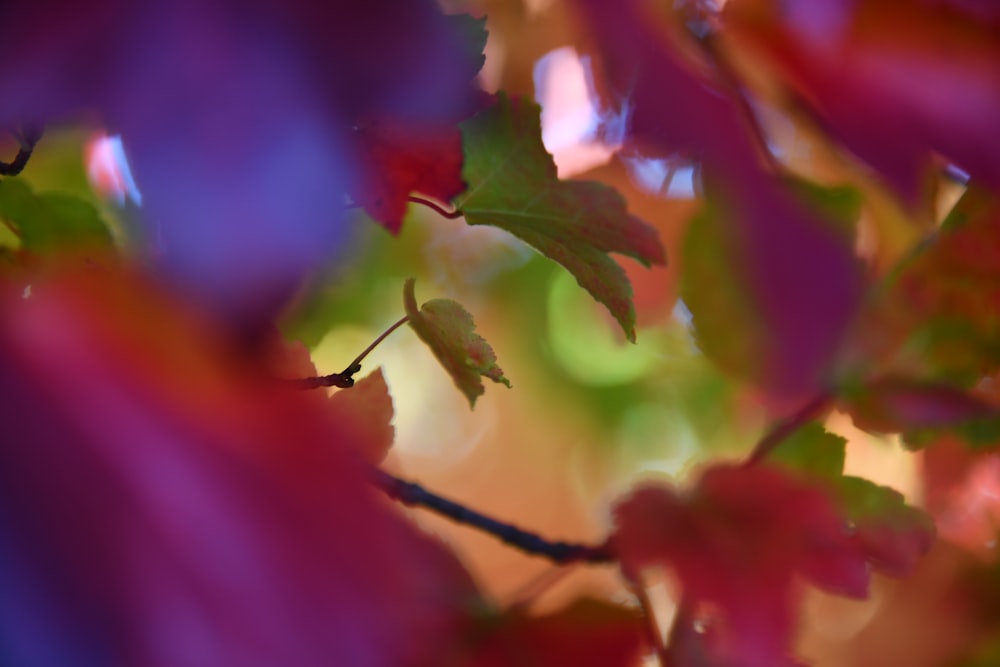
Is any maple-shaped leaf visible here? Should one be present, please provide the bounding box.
[455,94,666,342]
[0,263,483,667]
[834,476,936,577]
[761,419,936,577]
[464,599,646,667]
[404,278,510,408]
[840,378,1000,449]
[725,0,1000,201]
[614,464,868,667]
[327,367,395,464]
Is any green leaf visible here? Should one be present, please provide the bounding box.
[768,422,847,482]
[404,278,510,408]
[456,94,666,342]
[0,178,113,253]
[680,199,768,382]
[833,476,935,577]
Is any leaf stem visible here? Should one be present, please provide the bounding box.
[368,466,614,565]
[348,314,409,372]
[744,393,834,465]
[408,195,464,219]
[286,315,409,390]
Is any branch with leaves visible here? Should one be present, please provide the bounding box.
[5,1,1000,665]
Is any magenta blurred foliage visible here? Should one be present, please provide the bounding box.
[575,0,865,396]
[615,465,870,667]
[741,0,1000,202]
[0,272,475,666]
[0,0,475,325]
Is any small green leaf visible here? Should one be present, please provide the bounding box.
[456,94,666,342]
[681,199,768,382]
[404,278,510,408]
[0,178,113,253]
[769,422,847,482]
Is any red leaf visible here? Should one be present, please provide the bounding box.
[348,15,490,233]
[831,476,936,578]
[351,122,466,233]
[327,367,395,464]
[614,464,868,667]
[467,599,647,667]
[0,265,479,666]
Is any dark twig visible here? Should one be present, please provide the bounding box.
[408,195,464,219]
[368,467,615,565]
[744,392,834,465]
[0,124,43,177]
[284,364,361,390]
[285,315,409,390]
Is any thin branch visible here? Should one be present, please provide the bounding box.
[408,195,464,219]
[285,315,409,390]
[744,392,834,465]
[284,368,359,390]
[368,467,615,565]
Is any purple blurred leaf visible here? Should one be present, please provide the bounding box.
[574,0,865,395]
[0,0,476,325]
